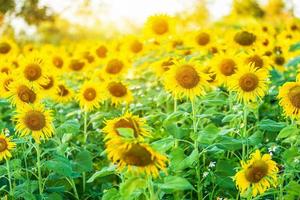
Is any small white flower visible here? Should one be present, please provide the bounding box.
[208,161,216,168]
[203,171,209,178]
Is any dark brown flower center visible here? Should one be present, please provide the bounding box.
[274,56,285,66]
[108,82,127,97]
[1,67,10,74]
[219,59,236,76]
[0,138,8,152]
[96,45,108,58]
[175,64,200,89]
[161,59,174,71]
[83,51,95,63]
[245,160,268,183]
[246,55,264,68]
[152,18,169,35]
[239,73,259,92]
[40,76,54,90]
[114,118,140,137]
[52,56,64,68]
[130,40,143,53]
[4,78,13,91]
[122,144,153,166]
[57,85,69,97]
[17,85,36,103]
[106,59,124,74]
[24,110,46,131]
[234,31,256,46]
[69,59,85,71]
[196,32,210,46]
[24,64,42,81]
[0,42,11,54]
[83,88,97,101]
[288,86,300,108]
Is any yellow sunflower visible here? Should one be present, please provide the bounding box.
[77,81,105,111]
[0,73,14,99]
[121,35,146,58]
[188,29,216,53]
[53,83,74,103]
[0,37,18,57]
[228,64,269,103]
[0,133,16,161]
[277,81,300,119]
[66,56,87,73]
[102,56,129,80]
[241,49,271,71]
[7,80,40,107]
[106,140,168,177]
[105,81,133,105]
[39,75,58,98]
[103,112,150,141]
[46,47,69,73]
[230,29,259,50]
[234,150,278,197]
[94,42,110,61]
[0,58,14,74]
[144,14,174,40]
[153,57,175,78]
[14,104,54,143]
[164,59,209,100]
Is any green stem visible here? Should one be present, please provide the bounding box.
[36,143,43,195]
[174,98,177,112]
[82,110,88,194]
[69,178,79,200]
[147,177,156,200]
[242,105,248,159]
[6,159,13,198]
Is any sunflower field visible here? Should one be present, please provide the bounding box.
[0,0,300,199]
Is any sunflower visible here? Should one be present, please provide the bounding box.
[14,104,54,143]
[0,58,14,74]
[144,14,174,40]
[106,140,168,177]
[105,81,133,105]
[54,83,74,103]
[228,64,269,103]
[0,73,14,98]
[234,150,278,197]
[7,80,40,107]
[230,29,259,50]
[153,57,175,78]
[210,50,240,86]
[77,81,105,111]
[0,133,16,161]
[121,35,146,58]
[164,59,209,100]
[39,75,58,98]
[67,56,87,72]
[46,47,68,72]
[94,42,110,61]
[103,112,150,141]
[102,57,129,80]
[188,29,216,53]
[277,81,300,119]
[0,37,18,57]
[241,49,271,71]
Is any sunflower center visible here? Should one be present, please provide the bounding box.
[24,64,42,81]
[245,160,268,183]
[40,76,54,90]
[108,82,127,97]
[4,78,13,91]
[83,88,97,101]
[219,59,236,76]
[96,45,107,58]
[172,40,183,48]
[234,31,256,46]
[0,42,11,54]
[239,73,259,92]
[69,59,85,71]
[52,56,64,68]
[246,55,263,68]
[288,86,300,108]
[274,56,285,66]
[0,138,8,152]
[161,59,174,71]
[24,110,46,131]
[196,32,210,46]
[83,51,95,63]
[122,144,153,166]
[175,64,200,89]
[106,59,124,74]
[1,67,10,74]
[152,18,169,35]
[114,118,139,137]
[17,85,36,103]
[58,85,69,97]
[130,40,143,53]
[262,39,269,46]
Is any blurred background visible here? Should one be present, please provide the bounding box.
[0,0,299,41]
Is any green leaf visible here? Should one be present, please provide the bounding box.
[116,128,134,138]
[102,188,121,200]
[119,177,147,198]
[44,156,73,177]
[87,166,116,183]
[56,119,80,137]
[151,136,174,152]
[284,181,300,197]
[73,150,93,173]
[160,176,194,192]
[257,119,285,132]
[277,125,299,140]
[198,124,220,144]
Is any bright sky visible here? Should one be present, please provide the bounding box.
[10,0,300,36]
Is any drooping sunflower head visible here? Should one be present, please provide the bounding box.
[164,59,209,100]
[54,83,73,103]
[0,133,16,161]
[14,104,54,143]
[106,81,133,105]
[106,141,168,177]
[77,81,105,111]
[228,64,269,103]
[103,112,150,141]
[234,150,278,197]
[144,14,174,39]
[277,82,300,119]
[232,30,257,49]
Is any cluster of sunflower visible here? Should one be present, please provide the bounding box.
[0,6,299,199]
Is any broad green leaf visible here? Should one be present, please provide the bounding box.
[257,119,285,132]
[277,125,299,139]
[56,119,80,137]
[151,136,174,152]
[119,177,147,198]
[198,123,220,144]
[284,181,300,197]
[116,128,135,138]
[102,188,121,200]
[44,156,73,177]
[73,150,93,173]
[87,166,116,183]
[160,176,194,191]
